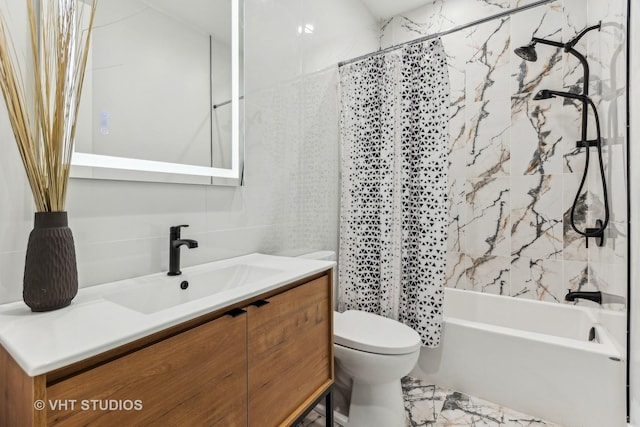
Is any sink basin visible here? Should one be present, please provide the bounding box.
[104,264,283,314]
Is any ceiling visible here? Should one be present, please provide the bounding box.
[358,0,431,19]
[137,0,431,44]
[136,0,433,46]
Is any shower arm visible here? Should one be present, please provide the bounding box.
[530,38,590,92]
[529,23,600,94]
[564,23,602,52]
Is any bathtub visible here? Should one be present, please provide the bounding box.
[411,288,626,427]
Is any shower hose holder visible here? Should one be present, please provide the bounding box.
[585,219,605,248]
[576,139,600,148]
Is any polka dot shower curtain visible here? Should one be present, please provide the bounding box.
[338,39,450,347]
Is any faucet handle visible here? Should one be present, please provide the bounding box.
[170,224,189,238]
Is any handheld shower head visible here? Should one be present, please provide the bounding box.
[514,43,537,62]
[533,89,554,100]
[533,89,586,101]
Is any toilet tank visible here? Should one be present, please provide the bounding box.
[297,251,337,308]
[297,251,336,262]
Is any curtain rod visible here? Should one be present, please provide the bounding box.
[213,96,245,109]
[338,0,556,67]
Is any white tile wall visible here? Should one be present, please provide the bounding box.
[0,0,377,305]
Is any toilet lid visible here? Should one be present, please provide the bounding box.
[334,310,421,355]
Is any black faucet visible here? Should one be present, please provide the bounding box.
[168,225,198,276]
[565,290,626,305]
[565,291,602,304]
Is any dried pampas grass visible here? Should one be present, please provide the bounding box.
[0,0,97,212]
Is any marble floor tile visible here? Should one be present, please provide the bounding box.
[402,376,449,425]
[297,376,562,427]
[436,391,561,427]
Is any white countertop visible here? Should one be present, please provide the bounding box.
[0,253,335,376]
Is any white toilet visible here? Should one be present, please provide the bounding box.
[297,252,422,427]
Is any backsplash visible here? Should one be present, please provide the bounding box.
[380,0,627,309]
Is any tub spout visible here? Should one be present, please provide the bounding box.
[565,291,626,305]
[565,291,602,304]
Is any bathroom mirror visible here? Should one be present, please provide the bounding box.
[71,0,243,185]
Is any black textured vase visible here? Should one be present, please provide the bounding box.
[23,212,78,312]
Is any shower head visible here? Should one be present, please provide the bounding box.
[533,89,554,100]
[533,89,586,101]
[515,35,566,62]
[514,43,537,62]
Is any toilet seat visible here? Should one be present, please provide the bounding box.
[334,310,421,355]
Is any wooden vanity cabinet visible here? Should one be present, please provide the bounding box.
[46,312,248,426]
[0,271,333,427]
[248,275,332,426]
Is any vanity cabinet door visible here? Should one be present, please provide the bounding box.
[247,275,332,426]
[46,312,247,426]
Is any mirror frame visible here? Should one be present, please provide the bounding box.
[70,0,242,186]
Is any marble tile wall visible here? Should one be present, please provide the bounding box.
[380,0,627,310]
